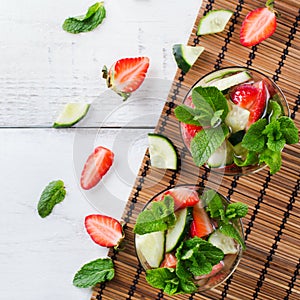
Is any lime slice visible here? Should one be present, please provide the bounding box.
[197,10,233,35]
[148,133,178,170]
[53,103,90,128]
[208,229,238,254]
[172,44,205,73]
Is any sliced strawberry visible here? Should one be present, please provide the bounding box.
[168,187,200,210]
[240,3,277,47]
[194,261,224,280]
[85,214,124,247]
[160,253,177,268]
[102,57,150,100]
[181,123,202,148]
[80,146,114,190]
[190,202,214,238]
[230,81,268,128]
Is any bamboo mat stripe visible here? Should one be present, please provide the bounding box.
[92,0,300,299]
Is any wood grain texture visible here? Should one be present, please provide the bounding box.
[93,0,300,299]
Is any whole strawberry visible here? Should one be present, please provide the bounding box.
[102,56,150,100]
[240,0,278,47]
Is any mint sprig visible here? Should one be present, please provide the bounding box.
[133,195,176,235]
[37,180,66,218]
[63,2,106,34]
[73,258,114,288]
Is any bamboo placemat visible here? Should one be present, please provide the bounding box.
[92,0,300,299]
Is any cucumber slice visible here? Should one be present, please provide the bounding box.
[225,103,250,133]
[207,140,233,168]
[148,133,178,170]
[197,10,233,35]
[201,68,246,84]
[165,207,193,253]
[208,229,238,254]
[209,71,251,91]
[53,103,90,128]
[172,44,205,73]
[135,231,165,268]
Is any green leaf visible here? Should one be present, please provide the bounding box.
[278,116,299,144]
[203,189,225,220]
[219,223,246,250]
[73,258,114,288]
[191,124,229,167]
[179,278,198,294]
[262,120,286,152]
[192,86,229,121]
[146,268,180,295]
[37,180,66,218]
[233,151,259,167]
[63,2,106,34]
[259,148,282,174]
[211,110,224,127]
[267,100,283,122]
[176,237,224,278]
[225,202,248,219]
[174,105,203,126]
[242,119,268,152]
[133,195,176,235]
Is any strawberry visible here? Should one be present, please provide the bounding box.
[181,123,202,148]
[102,57,150,100]
[160,253,177,268]
[240,1,277,47]
[85,214,124,247]
[80,146,114,190]
[190,201,214,238]
[168,187,200,210]
[230,81,268,128]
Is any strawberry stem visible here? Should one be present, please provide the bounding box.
[265,0,274,9]
[102,65,108,79]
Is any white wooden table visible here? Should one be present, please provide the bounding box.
[0,1,201,299]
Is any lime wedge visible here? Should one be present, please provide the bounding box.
[197,10,233,35]
[53,103,90,128]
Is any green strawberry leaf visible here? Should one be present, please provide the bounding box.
[73,258,114,288]
[37,180,66,218]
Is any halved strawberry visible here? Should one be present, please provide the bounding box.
[190,202,214,238]
[85,214,124,248]
[168,187,200,210]
[230,81,268,128]
[102,57,150,100]
[181,123,203,148]
[240,1,277,47]
[160,253,177,268]
[80,146,114,190]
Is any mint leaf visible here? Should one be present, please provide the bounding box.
[63,2,106,34]
[176,237,224,278]
[191,124,229,166]
[134,195,176,235]
[225,202,248,219]
[211,110,224,127]
[263,120,286,152]
[278,116,299,144]
[203,189,225,220]
[37,180,66,218]
[192,86,229,121]
[174,105,203,126]
[259,148,282,174]
[73,258,114,288]
[242,119,267,152]
[179,278,198,294]
[233,151,259,167]
[267,100,283,122]
[219,223,246,250]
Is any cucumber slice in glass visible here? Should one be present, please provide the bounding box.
[208,229,238,254]
[135,231,165,268]
[207,140,233,168]
[197,10,233,35]
[148,133,178,170]
[172,44,205,73]
[53,103,90,128]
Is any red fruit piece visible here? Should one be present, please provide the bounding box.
[240,4,277,47]
[85,214,124,247]
[80,146,114,190]
[102,57,150,100]
[160,253,177,268]
[190,202,214,238]
[230,81,268,128]
[168,187,200,210]
[181,123,202,148]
